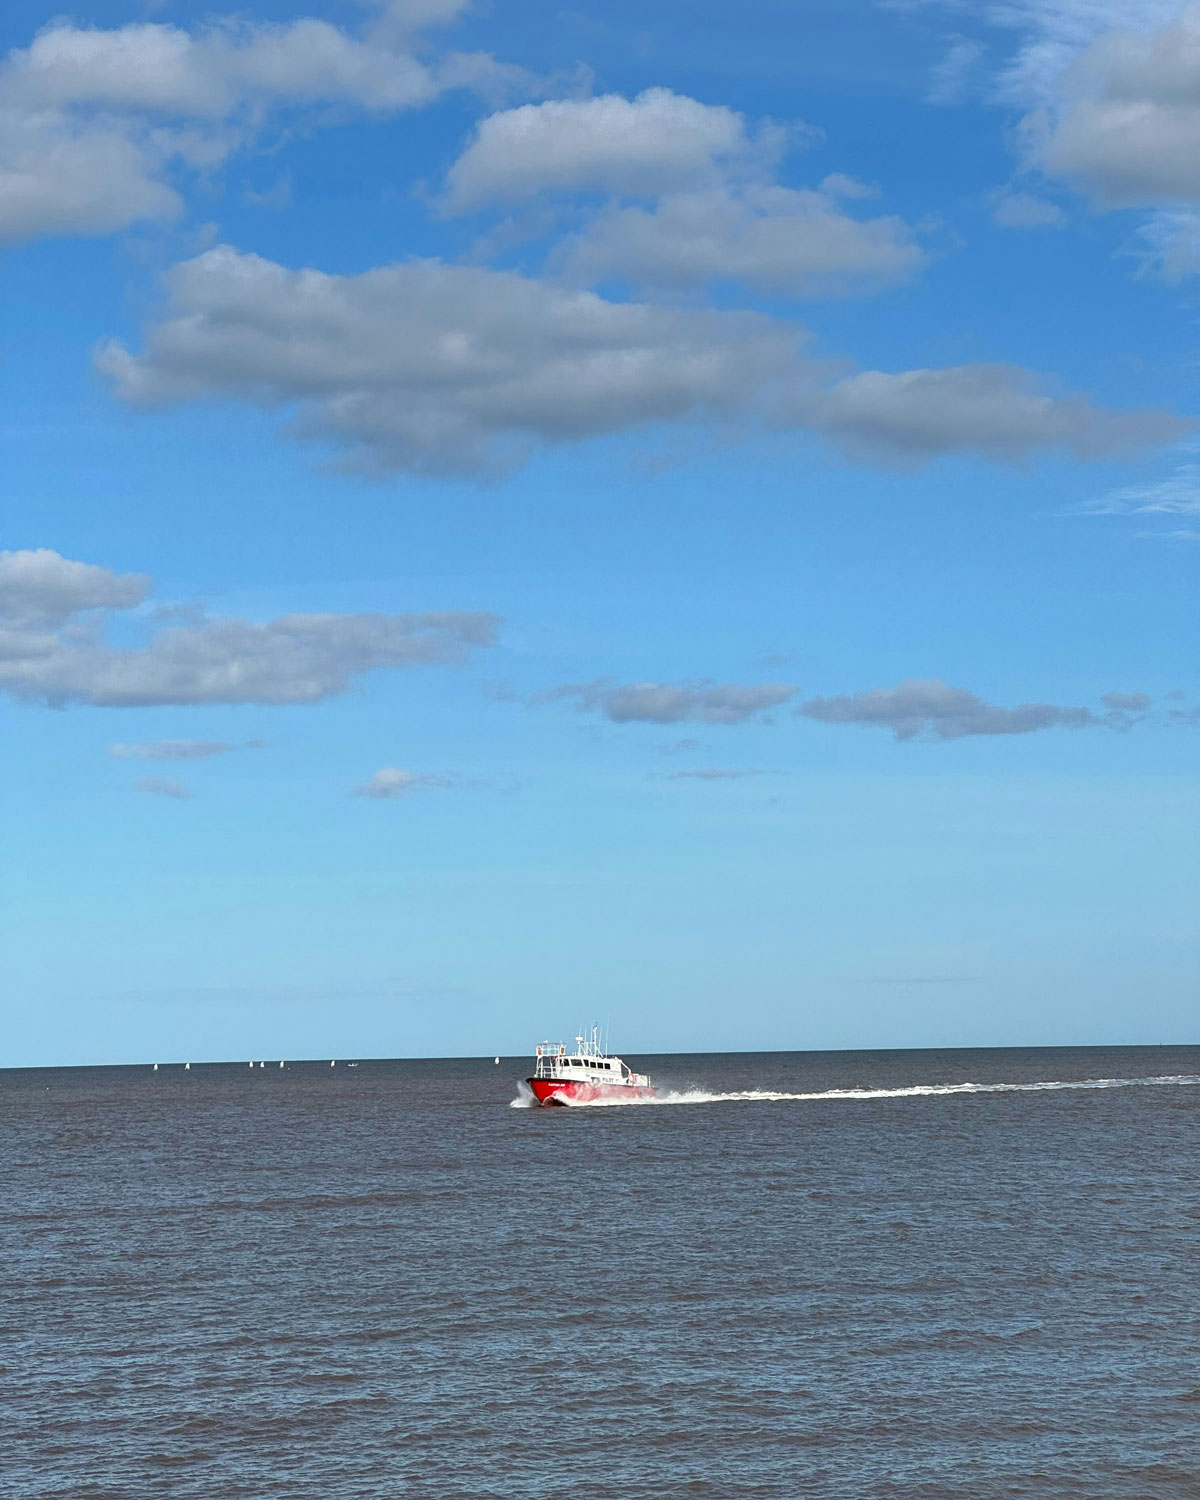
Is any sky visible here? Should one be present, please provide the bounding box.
[1,0,1197,1067]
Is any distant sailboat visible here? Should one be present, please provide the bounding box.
[494,1056,500,1064]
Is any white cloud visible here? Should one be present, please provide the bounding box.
[447,91,921,301]
[353,767,459,798]
[909,1,1184,107]
[1034,4,1200,205]
[799,677,1100,740]
[98,245,1184,474]
[110,739,237,759]
[443,88,758,212]
[136,776,192,799]
[97,245,802,476]
[1081,465,1200,516]
[0,547,497,706]
[802,364,1186,463]
[0,547,149,623]
[559,180,925,298]
[911,2,1196,269]
[5,16,447,116]
[0,114,183,240]
[544,679,796,724]
[0,12,507,243]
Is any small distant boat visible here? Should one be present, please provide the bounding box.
[527,1026,652,1106]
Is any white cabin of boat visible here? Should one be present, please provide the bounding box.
[532,1026,650,1088]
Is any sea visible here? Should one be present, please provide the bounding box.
[5,1045,1200,1499]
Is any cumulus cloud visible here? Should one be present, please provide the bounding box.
[912,3,1195,270]
[559,180,925,298]
[0,11,510,243]
[98,244,1183,474]
[446,90,921,300]
[802,363,1187,463]
[443,88,758,211]
[136,776,192,799]
[1035,5,1200,206]
[110,739,237,759]
[97,246,802,476]
[544,678,796,724]
[352,767,459,798]
[0,547,149,623]
[0,547,497,707]
[798,677,1122,740]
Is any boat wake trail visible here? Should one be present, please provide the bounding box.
[513,1074,1200,1109]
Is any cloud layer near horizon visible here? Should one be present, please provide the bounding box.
[798,677,1148,740]
[538,670,1160,741]
[543,678,797,724]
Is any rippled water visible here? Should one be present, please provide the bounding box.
[6,1045,1200,1498]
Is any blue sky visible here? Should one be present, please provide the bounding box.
[2,0,1197,1066]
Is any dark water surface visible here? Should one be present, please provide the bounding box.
[5,1046,1200,1499]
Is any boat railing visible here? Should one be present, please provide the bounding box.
[533,1043,568,1078]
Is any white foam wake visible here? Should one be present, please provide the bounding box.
[512,1074,1200,1109]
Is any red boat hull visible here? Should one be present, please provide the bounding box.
[527,1077,653,1107]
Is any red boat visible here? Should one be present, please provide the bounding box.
[527,1027,653,1106]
